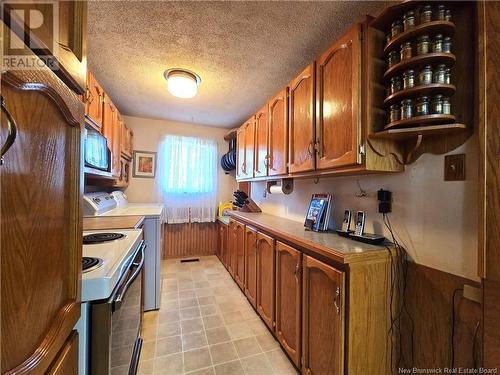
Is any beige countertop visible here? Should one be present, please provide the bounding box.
[83,215,145,231]
[218,216,230,225]
[228,211,391,264]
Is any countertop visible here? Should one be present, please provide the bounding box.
[228,211,392,264]
[218,216,230,225]
[83,215,145,231]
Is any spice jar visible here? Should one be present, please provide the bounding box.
[442,97,451,114]
[431,95,444,114]
[416,96,430,116]
[389,76,403,95]
[420,5,433,23]
[443,36,452,53]
[403,69,416,89]
[432,34,444,53]
[390,104,401,122]
[388,50,400,67]
[419,65,433,85]
[400,42,413,61]
[391,20,403,38]
[401,99,414,119]
[417,35,430,55]
[445,68,451,84]
[435,5,447,21]
[433,64,447,84]
[403,11,416,31]
[385,32,392,46]
[445,9,452,22]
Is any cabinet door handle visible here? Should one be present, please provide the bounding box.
[294,262,300,283]
[307,141,314,157]
[333,286,341,315]
[1,96,18,166]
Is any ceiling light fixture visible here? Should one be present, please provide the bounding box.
[163,68,201,99]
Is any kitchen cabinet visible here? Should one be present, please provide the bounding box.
[316,23,362,170]
[268,89,288,176]
[254,105,269,178]
[1,42,82,373]
[275,241,302,367]
[47,331,79,375]
[256,231,275,331]
[217,222,225,261]
[102,94,121,178]
[85,70,104,131]
[302,255,345,375]
[227,219,236,277]
[289,63,315,174]
[244,226,258,308]
[236,117,255,180]
[121,121,133,160]
[234,221,246,290]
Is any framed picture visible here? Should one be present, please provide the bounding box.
[133,150,157,178]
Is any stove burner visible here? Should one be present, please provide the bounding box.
[83,232,125,244]
[82,257,103,273]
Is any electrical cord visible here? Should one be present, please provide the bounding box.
[450,287,464,369]
[472,320,480,369]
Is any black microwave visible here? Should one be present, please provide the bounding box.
[84,126,111,172]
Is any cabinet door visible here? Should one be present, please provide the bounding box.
[217,223,224,260]
[121,122,133,160]
[316,23,362,170]
[228,220,236,276]
[289,63,315,174]
[254,105,269,178]
[1,63,82,373]
[234,222,246,290]
[85,71,104,131]
[275,241,301,367]
[244,118,255,179]
[244,226,258,308]
[268,89,288,176]
[302,256,345,375]
[102,95,121,177]
[256,232,275,331]
[236,127,245,180]
[47,331,79,375]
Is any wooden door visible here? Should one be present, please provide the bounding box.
[256,232,275,331]
[234,221,246,290]
[289,63,315,173]
[275,241,302,367]
[102,94,121,177]
[4,1,88,94]
[85,71,104,131]
[268,89,288,176]
[316,23,362,170]
[121,122,133,160]
[244,226,258,308]
[302,256,345,375]
[243,118,255,179]
[254,105,269,178]
[236,127,245,180]
[1,59,82,373]
[47,331,79,375]
[217,222,225,260]
[228,219,236,276]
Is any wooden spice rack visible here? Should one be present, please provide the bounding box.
[364,1,476,164]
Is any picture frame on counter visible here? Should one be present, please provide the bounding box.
[133,150,157,178]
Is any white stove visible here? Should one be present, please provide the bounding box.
[82,229,143,302]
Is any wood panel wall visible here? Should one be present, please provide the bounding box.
[400,263,482,370]
[162,222,218,259]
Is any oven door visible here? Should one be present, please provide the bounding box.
[91,241,145,375]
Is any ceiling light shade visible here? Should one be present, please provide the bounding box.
[163,68,201,98]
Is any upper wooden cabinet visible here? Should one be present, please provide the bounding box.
[254,105,269,178]
[268,89,288,176]
[288,63,316,174]
[316,23,362,170]
[236,117,255,180]
[121,122,133,160]
[85,71,104,131]
[102,94,121,177]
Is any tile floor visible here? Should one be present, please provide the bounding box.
[138,256,298,375]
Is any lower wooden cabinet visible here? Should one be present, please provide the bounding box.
[217,222,226,261]
[244,226,258,308]
[47,331,79,375]
[275,241,302,367]
[302,255,345,375]
[256,231,275,331]
[227,219,236,276]
[234,221,246,290]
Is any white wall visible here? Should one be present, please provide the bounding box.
[251,136,479,281]
[123,115,237,205]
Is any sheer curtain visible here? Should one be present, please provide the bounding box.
[156,135,218,223]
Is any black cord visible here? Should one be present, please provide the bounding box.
[450,288,464,369]
[472,320,480,369]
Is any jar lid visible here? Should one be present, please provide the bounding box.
[390,75,401,81]
[418,95,429,101]
[401,99,413,104]
[437,4,446,9]
[391,19,402,26]
[421,65,432,70]
[404,10,415,17]
[433,94,444,100]
[436,64,447,69]
[403,69,415,75]
[434,34,443,39]
[444,36,452,41]
[390,104,399,109]
[422,4,432,10]
[418,35,430,40]
[401,41,412,47]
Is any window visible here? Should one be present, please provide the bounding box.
[156,135,218,223]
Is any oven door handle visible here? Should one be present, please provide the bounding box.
[114,241,146,310]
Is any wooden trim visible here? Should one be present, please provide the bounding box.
[162,222,218,259]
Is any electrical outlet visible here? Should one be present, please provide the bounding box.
[444,154,466,181]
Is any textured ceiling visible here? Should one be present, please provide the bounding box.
[88,1,382,128]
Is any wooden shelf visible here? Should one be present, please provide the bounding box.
[384,21,456,55]
[384,53,456,81]
[383,84,456,106]
[370,123,467,141]
[385,114,456,130]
